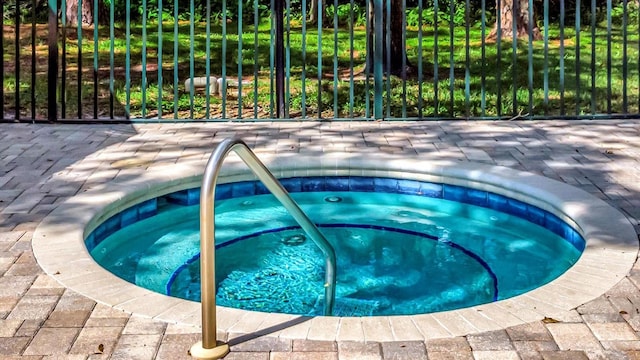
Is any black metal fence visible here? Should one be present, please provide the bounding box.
[1,0,638,122]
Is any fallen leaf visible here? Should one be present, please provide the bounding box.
[542,317,560,323]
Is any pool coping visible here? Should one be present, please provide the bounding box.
[32,153,639,342]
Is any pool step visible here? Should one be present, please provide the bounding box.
[98,206,199,295]
[135,228,200,295]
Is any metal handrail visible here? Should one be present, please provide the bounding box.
[191,137,337,358]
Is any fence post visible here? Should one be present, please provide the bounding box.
[274,0,285,118]
[0,0,4,121]
[48,0,58,122]
[373,0,383,120]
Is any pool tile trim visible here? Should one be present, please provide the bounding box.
[85,176,584,253]
[32,154,638,342]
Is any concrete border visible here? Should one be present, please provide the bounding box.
[32,153,639,342]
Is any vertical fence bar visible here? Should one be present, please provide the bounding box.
[401,0,406,118]
[274,0,284,117]
[269,0,275,118]
[61,0,67,118]
[364,0,370,117]
[374,0,383,119]
[383,0,391,118]
[125,0,130,119]
[173,2,178,119]
[222,0,228,118]
[527,0,532,116]
[0,1,3,120]
[464,0,470,117]
[622,0,627,113]
[157,0,163,119]
[559,0,565,114]
[77,0,83,119]
[285,0,290,118]
[480,0,486,117]
[511,0,517,116]
[205,0,211,119]
[109,0,114,118]
[416,0,423,118]
[448,0,454,116]
[238,0,245,118]
[254,0,260,118]
[385,0,391,118]
[93,0,99,119]
[496,0,502,116]
[31,0,36,120]
[432,0,437,117]
[141,0,147,118]
[349,0,355,117]
[590,0,595,114]
[638,5,640,112]
[47,0,57,122]
[606,0,612,113]
[317,0,322,119]
[575,0,580,115]
[189,0,195,119]
[204,0,215,120]
[333,0,339,117]
[543,0,548,113]
[15,0,20,121]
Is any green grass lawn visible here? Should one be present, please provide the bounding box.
[2,19,639,120]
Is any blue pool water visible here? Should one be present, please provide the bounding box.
[88,177,584,316]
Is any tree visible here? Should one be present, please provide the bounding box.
[65,0,107,26]
[386,0,412,76]
[367,0,415,77]
[65,0,92,26]
[488,0,541,40]
[309,0,327,25]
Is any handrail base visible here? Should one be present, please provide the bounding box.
[190,341,230,360]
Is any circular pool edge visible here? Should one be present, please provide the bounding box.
[32,154,639,342]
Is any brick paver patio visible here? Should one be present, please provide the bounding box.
[1,120,640,359]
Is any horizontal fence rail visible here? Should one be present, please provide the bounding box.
[1,0,639,122]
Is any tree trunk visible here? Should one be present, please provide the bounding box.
[366,0,374,72]
[65,0,107,26]
[309,0,327,26]
[387,0,412,76]
[66,0,92,26]
[367,0,414,77]
[488,0,541,40]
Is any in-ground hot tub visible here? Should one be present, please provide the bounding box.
[86,176,584,317]
[33,153,638,341]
